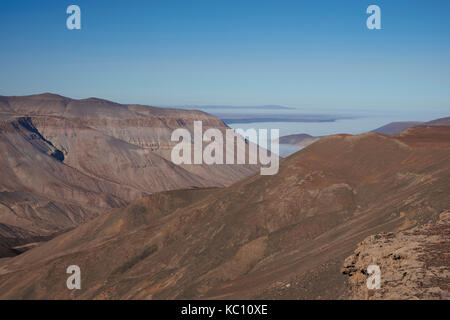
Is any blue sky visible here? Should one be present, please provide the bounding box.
[1,0,449,117]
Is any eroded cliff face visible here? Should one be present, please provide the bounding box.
[342,210,450,300]
[0,94,257,256]
[3,93,259,185]
[1,93,227,152]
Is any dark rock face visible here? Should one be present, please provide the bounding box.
[50,150,64,162]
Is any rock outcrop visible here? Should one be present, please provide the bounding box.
[342,210,449,300]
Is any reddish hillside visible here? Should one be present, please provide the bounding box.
[0,126,448,299]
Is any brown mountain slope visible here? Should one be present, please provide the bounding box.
[0,94,257,256]
[0,126,448,299]
[396,125,450,147]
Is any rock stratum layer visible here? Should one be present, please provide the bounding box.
[0,124,448,299]
[0,94,257,256]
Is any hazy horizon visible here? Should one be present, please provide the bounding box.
[1,0,449,119]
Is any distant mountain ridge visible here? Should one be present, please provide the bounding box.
[372,117,450,136]
[371,121,424,136]
[277,116,450,149]
[278,133,321,147]
[176,104,295,110]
